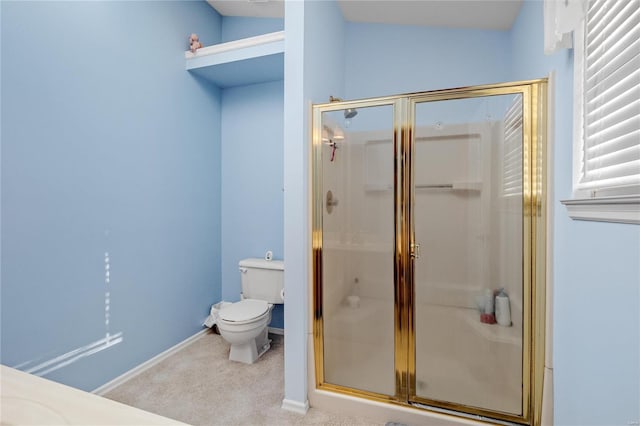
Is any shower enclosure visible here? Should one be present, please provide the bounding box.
[312,81,547,425]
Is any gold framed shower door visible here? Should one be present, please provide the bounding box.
[311,80,548,426]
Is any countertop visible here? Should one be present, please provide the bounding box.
[0,365,186,425]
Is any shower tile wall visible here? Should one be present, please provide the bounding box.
[321,107,396,396]
[322,104,524,408]
[324,117,523,310]
[321,134,347,316]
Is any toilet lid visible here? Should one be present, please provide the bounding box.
[219,299,269,322]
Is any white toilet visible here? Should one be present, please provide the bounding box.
[217,258,284,364]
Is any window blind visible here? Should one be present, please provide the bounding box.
[503,95,523,197]
[580,0,640,193]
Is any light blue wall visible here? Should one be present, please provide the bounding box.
[510,2,640,425]
[215,17,286,326]
[283,0,346,406]
[1,1,222,391]
[342,23,512,135]
[221,80,284,328]
[345,23,511,100]
[218,17,286,330]
[221,16,284,42]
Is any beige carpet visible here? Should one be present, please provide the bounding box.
[104,331,379,425]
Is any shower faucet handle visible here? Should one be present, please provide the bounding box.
[326,190,338,214]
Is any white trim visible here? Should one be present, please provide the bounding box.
[542,74,555,423]
[541,367,554,426]
[546,72,555,369]
[268,327,285,335]
[184,31,284,59]
[185,31,284,72]
[281,398,310,415]
[566,3,640,222]
[561,196,640,224]
[572,22,587,197]
[92,329,210,395]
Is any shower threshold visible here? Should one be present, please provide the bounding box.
[409,402,522,426]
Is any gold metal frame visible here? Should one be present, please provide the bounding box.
[312,80,547,426]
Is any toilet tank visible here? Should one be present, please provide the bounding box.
[239,258,284,304]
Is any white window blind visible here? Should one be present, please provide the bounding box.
[503,95,523,197]
[579,0,640,195]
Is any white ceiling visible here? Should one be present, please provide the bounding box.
[207,0,523,31]
[207,0,285,19]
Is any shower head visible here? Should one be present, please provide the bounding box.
[344,108,358,119]
[329,96,358,120]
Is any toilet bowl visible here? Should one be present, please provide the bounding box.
[217,298,273,364]
[217,257,284,364]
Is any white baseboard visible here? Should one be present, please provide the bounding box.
[268,327,284,335]
[92,329,210,395]
[281,398,309,415]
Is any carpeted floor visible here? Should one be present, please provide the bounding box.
[104,330,379,425]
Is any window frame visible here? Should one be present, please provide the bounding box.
[562,0,640,224]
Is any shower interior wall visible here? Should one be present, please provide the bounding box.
[332,21,522,336]
[323,125,523,304]
[324,20,523,333]
[321,106,523,406]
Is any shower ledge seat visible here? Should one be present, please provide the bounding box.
[461,307,522,345]
[184,31,284,88]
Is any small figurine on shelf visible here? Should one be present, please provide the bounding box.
[189,33,203,53]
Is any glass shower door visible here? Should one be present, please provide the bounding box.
[410,93,526,417]
[315,103,397,397]
[313,80,547,425]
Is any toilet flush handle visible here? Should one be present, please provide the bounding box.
[239,267,248,273]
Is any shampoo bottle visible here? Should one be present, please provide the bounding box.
[484,288,494,314]
[495,288,512,327]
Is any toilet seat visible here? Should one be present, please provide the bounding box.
[219,299,270,325]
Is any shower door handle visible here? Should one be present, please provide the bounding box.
[410,243,421,259]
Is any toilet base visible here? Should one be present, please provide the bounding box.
[229,326,272,364]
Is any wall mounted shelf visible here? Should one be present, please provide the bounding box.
[185,31,284,88]
[364,182,482,192]
[461,307,521,346]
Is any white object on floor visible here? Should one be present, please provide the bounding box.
[203,301,233,328]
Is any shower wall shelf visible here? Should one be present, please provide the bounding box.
[461,308,522,345]
[364,182,482,192]
[417,182,483,191]
[184,31,284,88]
[363,183,393,192]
